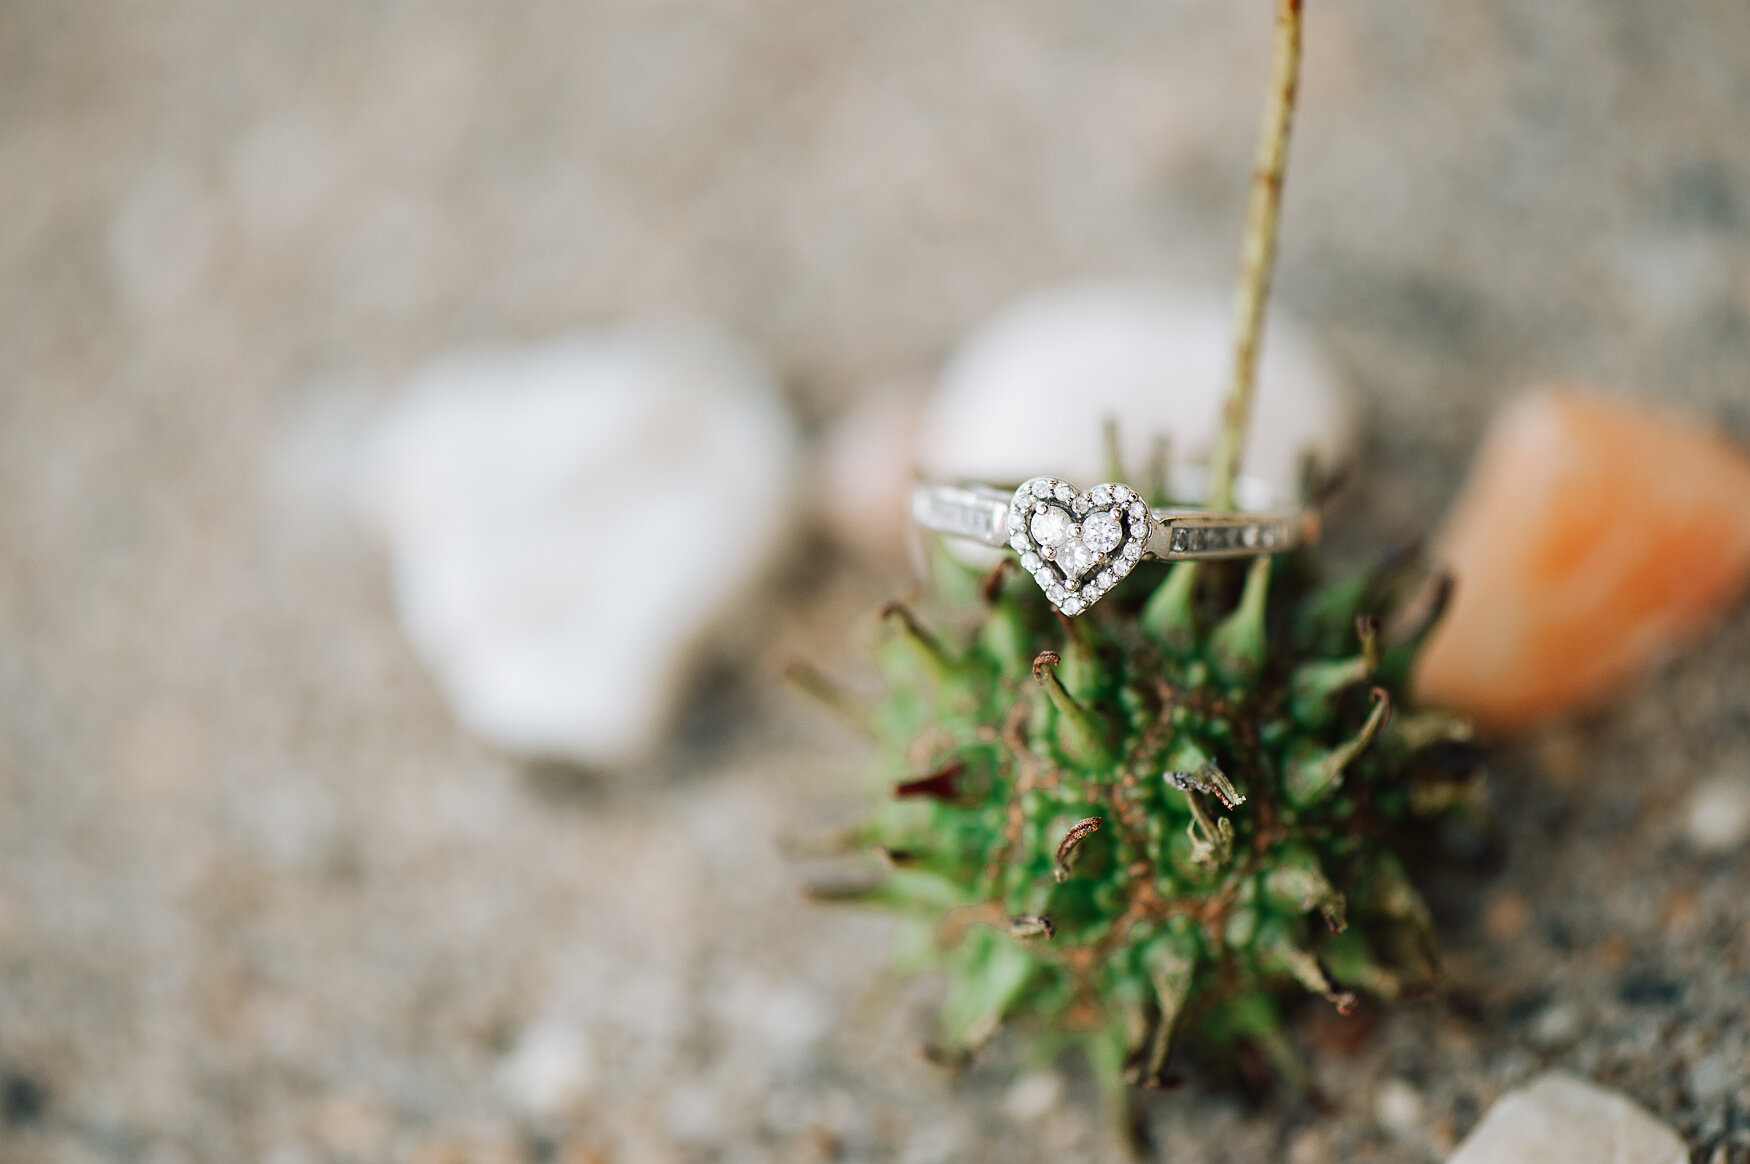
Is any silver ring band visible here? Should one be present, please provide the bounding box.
[910,475,1315,615]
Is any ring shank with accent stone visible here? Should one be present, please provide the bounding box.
[910,476,1316,616]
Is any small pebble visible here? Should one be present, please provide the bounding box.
[1002,1070,1064,1123]
[1446,1072,1686,1164]
[1683,774,1750,852]
[1529,1003,1582,1050]
[1375,1077,1426,1138]
[1686,1048,1744,1106]
[1484,890,1533,942]
[497,1020,597,1116]
[1286,1126,1331,1164]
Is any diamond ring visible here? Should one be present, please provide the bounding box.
[910,476,1317,616]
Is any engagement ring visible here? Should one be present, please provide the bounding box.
[910,475,1316,615]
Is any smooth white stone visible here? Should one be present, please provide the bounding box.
[360,321,797,766]
[1375,1078,1425,1138]
[1083,510,1123,553]
[919,283,1356,502]
[1003,1070,1064,1123]
[497,1018,597,1116]
[1029,506,1071,547]
[1683,773,1750,852]
[1445,1073,1686,1164]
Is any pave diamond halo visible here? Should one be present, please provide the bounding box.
[1006,477,1150,614]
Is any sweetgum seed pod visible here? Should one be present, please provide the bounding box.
[826,532,1473,1106]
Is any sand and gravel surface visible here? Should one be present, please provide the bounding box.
[3,2,1749,1161]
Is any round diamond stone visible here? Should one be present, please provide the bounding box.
[1090,484,1112,505]
[1010,533,1029,553]
[1058,538,1098,578]
[1053,482,1074,503]
[1021,552,1041,571]
[1129,501,1148,521]
[1113,484,1135,502]
[1082,510,1123,554]
[1029,506,1071,547]
[1060,595,1085,615]
[1097,570,1114,589]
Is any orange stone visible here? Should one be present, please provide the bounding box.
[1414,389,1750,731]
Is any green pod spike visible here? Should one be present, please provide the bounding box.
[1262,844,1348,932]
[1209,556,1272,684]
[1389,707,1475,752]
[1298,568,1371,653]
[1321,926,1407,1001]
[1379,573,1453,687]
[1284,687,1392,807]
[804,865,966,917]
[1363,854,1440,980]
[1286,615,1380,726]
[879,603,984,716]
[781,659,874,738]
[937,925,1042,1054]
[1258,921,1357,1013]
[975,589,1035,677]
[1141,561,1200,651]
[1054,615,1110,701]
[1136,932,1198,1087]
[878,603,952,683]
[1032,650,1116,768]
[1210,992,1311,1093]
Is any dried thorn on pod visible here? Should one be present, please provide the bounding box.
[893,758,965,801]
[881,602,953,679]
[1053,816,1103,883]
[1356,614,1382,672]
[978,557,1015,604]
[1166,760,1246,809]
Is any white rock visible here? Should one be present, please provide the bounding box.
[1003,1070,1065,1123]
[918,283,1355,502]
[1375,1077,1426,1137]
[1682,774,1750,852]
[361,321,797,766]
[1446,1072,1686,1164]
[497,1019,597,1116]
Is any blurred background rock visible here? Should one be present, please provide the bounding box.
[2,2,1748,1161]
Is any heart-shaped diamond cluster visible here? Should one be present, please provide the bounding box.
[1005,477,1151,614]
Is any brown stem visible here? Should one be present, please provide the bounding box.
[1208,0,1304,510]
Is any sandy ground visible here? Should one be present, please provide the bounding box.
[2,1,1749,1161]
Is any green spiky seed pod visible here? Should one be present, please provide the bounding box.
[827,540,1475,1099]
